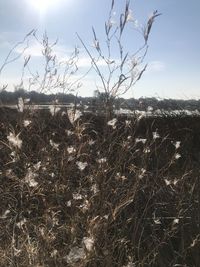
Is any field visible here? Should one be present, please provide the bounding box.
[0,106,200,267]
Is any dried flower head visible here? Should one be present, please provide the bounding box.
[107,118,117,129]
[76,161,88,171]
[7,132,22,149]
[23,120,31,127]
[68,109,82,124]
[83,237,94,252]
[49,105,60,116]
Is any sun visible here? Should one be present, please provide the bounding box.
[30,0,57,14]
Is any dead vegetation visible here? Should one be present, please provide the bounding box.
[0,107,200,266]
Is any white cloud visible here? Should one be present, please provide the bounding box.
[77,56,107,68]
[147,61,165,73]
[12,34,114,70]
[15,42,43,57]
[14,39,75,59]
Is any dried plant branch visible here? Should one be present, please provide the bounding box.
[77,0,161,116]
[0,30,36,76]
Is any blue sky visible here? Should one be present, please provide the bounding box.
[0,0,199,99]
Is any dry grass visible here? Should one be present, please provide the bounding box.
[0,106,200,266]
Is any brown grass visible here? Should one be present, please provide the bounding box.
[0,107,200,266]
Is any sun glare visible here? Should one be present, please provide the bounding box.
[30,0,58,14]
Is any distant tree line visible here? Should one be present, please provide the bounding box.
[0,89,200,111]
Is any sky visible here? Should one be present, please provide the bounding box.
[0,0,199,99]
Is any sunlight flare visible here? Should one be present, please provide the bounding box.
[29,0,61,14]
